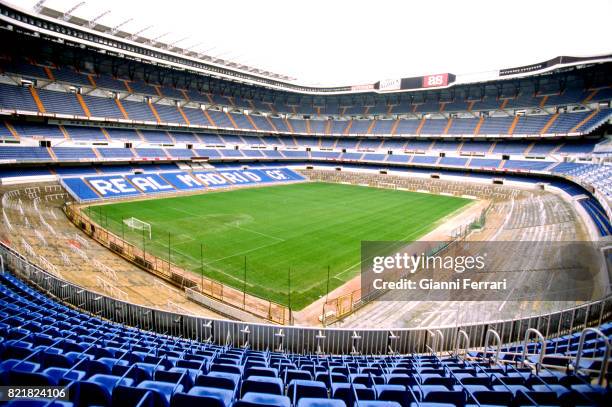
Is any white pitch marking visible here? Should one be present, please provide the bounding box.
[233,225,286,242]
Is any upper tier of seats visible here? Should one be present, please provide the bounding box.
[3,60,612,117]
[0,272,610,407]
[0,87,610,137]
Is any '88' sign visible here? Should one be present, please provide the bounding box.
[422,73,449,88]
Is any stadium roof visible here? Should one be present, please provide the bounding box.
[2,0,612,95]
[19,0,612,86]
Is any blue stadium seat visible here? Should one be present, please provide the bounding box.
[331,382,376,405]
[76,374,135,406]
[111,385,155,407]
[288,379,329,403]
[295,399,345,407]
[136,380,184,407]
[172,386,233,407]
[241,376,284,396]
[42,367,87,385]
[6,401,74,407]
[234,392,291,407]
[195,371,240,393]
[245,367,278,379]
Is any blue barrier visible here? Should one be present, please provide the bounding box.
[62,167,304,202]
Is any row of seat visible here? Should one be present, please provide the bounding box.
[1,84,611,136]
[0,271,610,406]
[4,61,612,116]
[0,145,568,167]
[553,164,612,198]
[0,123,605,157]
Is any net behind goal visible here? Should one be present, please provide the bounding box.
[123,217,151,238]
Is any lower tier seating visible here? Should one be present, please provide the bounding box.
[0,272,610,406]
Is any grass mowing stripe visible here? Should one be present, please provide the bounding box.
[88,182,470,309]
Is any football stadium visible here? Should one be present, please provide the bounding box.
[0,0,611,405]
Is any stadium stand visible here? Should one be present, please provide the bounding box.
[82,95,124,119]
[61,168,304,201]
[0,83,39,112]
[0,271,610,406]
[0,146,51,161]
[0,4,610,404]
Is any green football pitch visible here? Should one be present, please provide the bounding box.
[86,182,471,309]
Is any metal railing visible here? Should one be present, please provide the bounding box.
[63,203,291,325]
[320,203,491,326]
[574,327,611,385]
[1,240,611,355]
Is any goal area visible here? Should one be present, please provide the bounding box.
[123,217,151,239]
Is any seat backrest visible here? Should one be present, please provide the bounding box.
[285,369,312,383]
[210,363,242,376]
[288,380,328,403]
[171,392,229,407]
[154,370,193,391]
[233,392,291,407]
[240,376,283,397]
[245,367,278,379]
[76,380,113,406]
[8,370,57,386]
[174,386,233,407]
[112,385,155,407]
[420,385,466,406]
[332,383,375,405]
[472,389,513,407]
[195,374,237,392]
[513,390,563,407]
[375,384,416,405]
[421,376,455,388]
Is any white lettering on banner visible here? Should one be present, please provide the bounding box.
[89,179,118,195]
[379,78,401,91]
[265,170,288,180]
[130,177,155,192]
[177,174,201,187]
[222,172,249,184]
[242,171,262,182]
[149,177,173,190]
[194,173,227,186]
[131,176,173,192]
[111,178,137,193]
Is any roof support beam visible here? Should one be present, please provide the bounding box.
[88,10,110,28]
[108,18,133,34]
[129,25,153,41]
[61,1,85,21]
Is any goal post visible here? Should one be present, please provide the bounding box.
[123,217,152,239]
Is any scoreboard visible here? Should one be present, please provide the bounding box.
[374,73,455,92]
[421,73,449,88]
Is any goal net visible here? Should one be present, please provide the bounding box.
[123,217,151,239]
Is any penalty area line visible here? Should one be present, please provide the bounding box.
[334,222,435,279]
[232,224,286,242]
